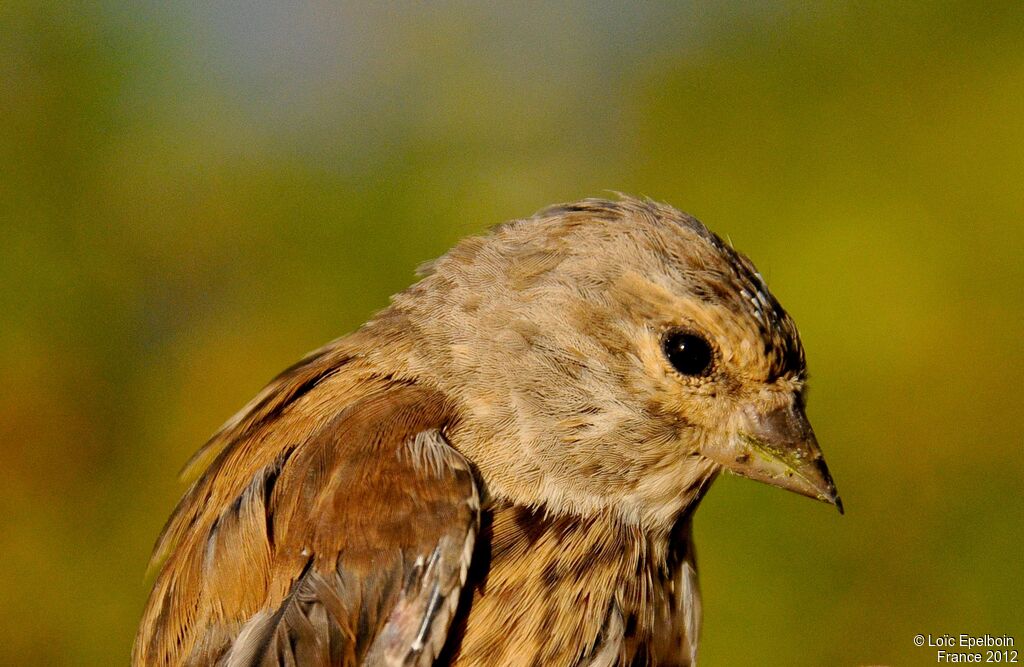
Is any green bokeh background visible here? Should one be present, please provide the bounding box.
[3,2,1021,665]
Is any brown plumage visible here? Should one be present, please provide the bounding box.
[134,196,840,666]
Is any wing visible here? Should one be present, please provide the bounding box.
[134,380,480,667]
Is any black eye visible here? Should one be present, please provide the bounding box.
[663,331,714,376]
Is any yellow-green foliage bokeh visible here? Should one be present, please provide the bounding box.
[2,2,1021,664]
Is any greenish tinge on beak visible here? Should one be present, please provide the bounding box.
[703,402,843,514]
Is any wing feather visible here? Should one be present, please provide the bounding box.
[134,381,479,667]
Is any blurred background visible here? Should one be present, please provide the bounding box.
[3,1,1022,664]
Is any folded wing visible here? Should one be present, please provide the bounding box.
[134,383,479,667]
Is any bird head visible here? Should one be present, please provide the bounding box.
[390,196,840,530]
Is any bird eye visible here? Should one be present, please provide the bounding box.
[663,331,714,377]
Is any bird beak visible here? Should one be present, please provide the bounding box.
[702,401,843,514]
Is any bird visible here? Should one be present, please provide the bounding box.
[133,195,841,667]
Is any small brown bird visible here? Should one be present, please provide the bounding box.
[134,196,840,666]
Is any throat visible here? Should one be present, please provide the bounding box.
[451,503,695,666]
